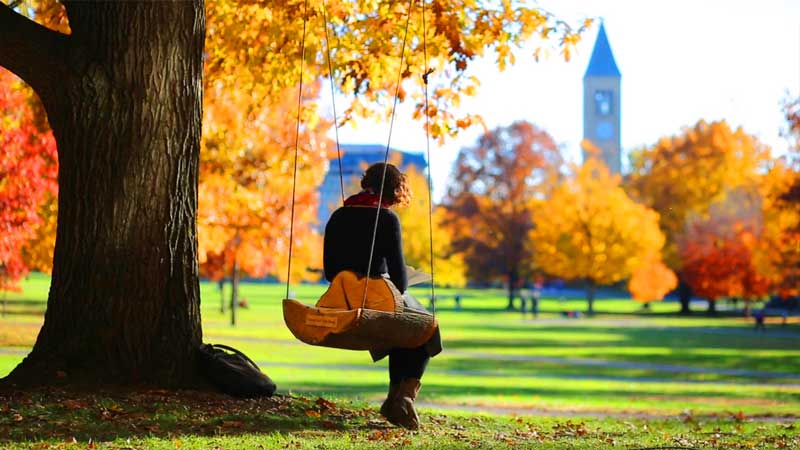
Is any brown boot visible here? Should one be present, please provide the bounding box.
[384,378,421,430]
[380,383,400,418]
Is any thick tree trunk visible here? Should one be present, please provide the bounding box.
[706,299,717,315]
[2,1,205,387]
[585,279,596,315]
[677,275,692,315]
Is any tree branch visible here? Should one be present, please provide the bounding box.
[0,2,69,93]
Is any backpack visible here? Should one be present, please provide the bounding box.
[197,343,277,398]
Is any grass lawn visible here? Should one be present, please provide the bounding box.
[1,273,798,448]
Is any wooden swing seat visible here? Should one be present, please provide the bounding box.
[282,271,437,351]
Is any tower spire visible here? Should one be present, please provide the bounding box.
[584,22,620,78]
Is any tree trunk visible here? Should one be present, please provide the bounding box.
[706,299,717,315]
[1,1,205,387]
[586,279,596,315]
[218,279,226,314]
[677,276,692,315]
[506,270,517,310]
[230,258,239,326]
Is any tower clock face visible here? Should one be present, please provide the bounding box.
[594,90,613,116]
[596,121,613,140]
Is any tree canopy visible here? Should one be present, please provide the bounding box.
[442,121,562,307]
[531,158,666,313]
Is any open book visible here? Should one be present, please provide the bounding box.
[406,266,432,286]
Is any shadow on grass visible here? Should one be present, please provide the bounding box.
[284,380,800,406]
[0,388,384,444]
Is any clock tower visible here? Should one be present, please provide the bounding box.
[583,23,621,174]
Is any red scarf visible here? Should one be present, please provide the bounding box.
[344,191,392,208]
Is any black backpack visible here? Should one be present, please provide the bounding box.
[197,343,277,398]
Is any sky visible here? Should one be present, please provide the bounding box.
[321,0,800,199]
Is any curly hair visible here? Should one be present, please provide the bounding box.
[360,162,412,207]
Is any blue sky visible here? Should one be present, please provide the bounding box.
[323,0,800,199]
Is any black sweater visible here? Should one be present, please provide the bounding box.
[323,206,408,293]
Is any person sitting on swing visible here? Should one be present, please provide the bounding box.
[322,162,442,430]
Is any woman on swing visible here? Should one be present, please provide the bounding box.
[322,162,442,430]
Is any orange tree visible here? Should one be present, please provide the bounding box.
[754,101,800,299]
[628,256,677,307]
[531,158,667,314]
[678,187,770,313]
[198,72,330,314]
[0,69,57,291]
[442,121,562,309]
[0,0,588,387]
[626,120,771,314]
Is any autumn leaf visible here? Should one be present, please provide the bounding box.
[314,397,336,411]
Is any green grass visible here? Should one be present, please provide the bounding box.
[2,274,799,418]
[0,388,797,450]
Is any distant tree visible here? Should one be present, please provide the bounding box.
[626,120,771,314]
[442,121,562,309]
[754,161,800,300]
[198,74,330,299]
[678,187,770,313]
[628,256,677,307]
[0,69,57,291]
[531,158,666,314]
[396,166,467,288]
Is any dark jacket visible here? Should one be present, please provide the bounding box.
[323,204,442,361]
[323,206,407,293]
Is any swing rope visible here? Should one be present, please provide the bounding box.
[286,0,309,300]
[361,0,415,309]
[321,0,346,205]
[421,0,436,314]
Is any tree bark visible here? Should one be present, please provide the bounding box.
[505,270,517,310]
[677,275,692,315]
[706,299,717,315]
[230,258,239,326]
[218,279,226,314]
[1,1,206,387]
[585,279,596,315]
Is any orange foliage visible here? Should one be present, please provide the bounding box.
[443,121,563,287]
[627,120,771,270]
[628,256,677,303]
[532,158,666,289]
[678,188,771,301]
[0,69,57,290]
[198,71,331,283]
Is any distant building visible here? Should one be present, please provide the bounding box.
[317,144,427,226]
[583,23,622,174]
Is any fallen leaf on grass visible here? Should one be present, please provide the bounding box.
[61,400,88,410]
[304,409,321,418]
[222,420,243,428]
[12,414,23,422]
[315,397,336,411]
[321,420,339,430]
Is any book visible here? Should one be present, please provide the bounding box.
[406,266,432,286]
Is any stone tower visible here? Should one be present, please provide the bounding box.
[583,23,621,174]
